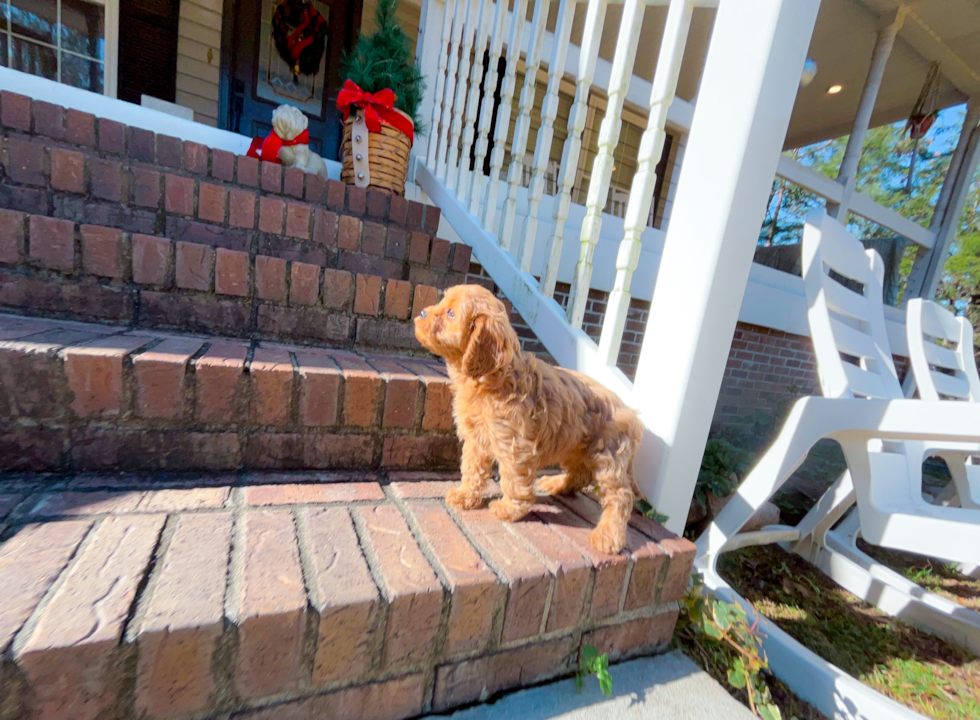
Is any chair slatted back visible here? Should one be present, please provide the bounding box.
[907,299,980,403]
[802,209,903,401]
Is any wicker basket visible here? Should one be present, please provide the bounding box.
[340,109,413,195]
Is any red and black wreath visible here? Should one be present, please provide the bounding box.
[272,0,328,77]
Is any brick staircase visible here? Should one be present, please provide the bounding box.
[0,90,694,720]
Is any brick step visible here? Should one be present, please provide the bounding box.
[0,210,450,349]
[0,312,459,473]
[0,473,694,720]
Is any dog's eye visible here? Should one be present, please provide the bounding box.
[446,308,455,319]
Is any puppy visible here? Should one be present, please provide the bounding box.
[414,284,643,554]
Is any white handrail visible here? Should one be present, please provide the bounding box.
[775,154,936,250]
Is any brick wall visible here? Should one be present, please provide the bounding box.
[0,90,472,349]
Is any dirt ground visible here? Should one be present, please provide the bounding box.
[718,545,980,720]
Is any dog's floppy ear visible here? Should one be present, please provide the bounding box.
[462,314,512,378]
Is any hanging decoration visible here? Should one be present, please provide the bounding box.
[271,0,328,78]
[904,61,942,192]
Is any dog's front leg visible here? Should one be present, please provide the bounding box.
[446,439,493,510]
[490,458,536,522]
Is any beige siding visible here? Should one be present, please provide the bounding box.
[361,0,420,57]
[176,0,222,126]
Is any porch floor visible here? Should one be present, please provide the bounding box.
[0,473,693,720]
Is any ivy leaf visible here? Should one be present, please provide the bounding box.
[702,620,723,640]
[759,703,783,720]
[727,664,747,689]
[715,602,736,632]
[599,670,613,697]
[575,672,584,693]
[581,645,599,667]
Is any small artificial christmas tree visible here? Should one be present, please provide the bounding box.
[341,0,426,133]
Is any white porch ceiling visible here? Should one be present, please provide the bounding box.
[572,0,979,149]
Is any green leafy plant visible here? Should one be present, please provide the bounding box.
[678,572,793,720]
[341,0,426,131]
[634,497,669,525]
[697,437,757,507]
[576,644,613,697]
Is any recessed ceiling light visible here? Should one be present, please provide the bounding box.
[827,84,843,94]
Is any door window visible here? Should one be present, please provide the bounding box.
[1,0,118,96]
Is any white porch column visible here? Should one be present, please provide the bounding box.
[904,100,980,301]
[829,8,908,220]
[630,0,819,534]
[906,108,980,300]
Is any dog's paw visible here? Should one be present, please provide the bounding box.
[537,473,573,496]
[588,526,626,555]
[445,486,485,510]
[489,498,530,523]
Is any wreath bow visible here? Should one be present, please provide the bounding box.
[246,127,310,163]
[336,80,414,144]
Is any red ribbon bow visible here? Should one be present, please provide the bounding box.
[246,127,310,163]
[336,80,414,145]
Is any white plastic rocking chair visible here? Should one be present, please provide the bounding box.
[906,297,980,511]
[695,208,980,720]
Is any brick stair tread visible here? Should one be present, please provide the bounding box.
[0,472,694,720]
[0,311,459,473]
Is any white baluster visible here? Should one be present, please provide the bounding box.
[597,0,693,364]
[457,0,493,202]
[436,0,466,180]
[446,0,479,190]
[496,2,551,248]
[426,0,458,170]
[470,0,509,232]
[539,0,608,298]
[566,0,644,327]
[511,0,575,264]
[477,0,531,224]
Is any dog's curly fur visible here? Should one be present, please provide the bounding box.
[414,284,644,554]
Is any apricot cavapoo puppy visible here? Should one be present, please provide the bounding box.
[414,284,643,554]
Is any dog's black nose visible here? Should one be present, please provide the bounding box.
[419,309,427,319]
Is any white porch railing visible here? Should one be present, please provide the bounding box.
[414,0,820,531]
[774,154,937,251]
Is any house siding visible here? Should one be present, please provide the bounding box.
[176,0,223,127]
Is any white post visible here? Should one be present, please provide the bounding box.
[436,0,466,180]
[904,100,980,300]
[907,113,980,300]
[829,8,908,220]
[538,0,609,299]
[422,0,455,170]
[509,0,575,258]
[597,0,693,362]
[631,0,820,533]
[565,0,644,325]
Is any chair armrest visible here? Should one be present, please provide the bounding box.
[792,398,980,446]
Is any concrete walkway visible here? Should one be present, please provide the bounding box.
[443,650,755,720]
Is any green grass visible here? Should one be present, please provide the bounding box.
[719,545,980,720]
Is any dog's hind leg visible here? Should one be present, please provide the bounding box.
[537,462,591,496]
[446,440,493,510]
[588,450,634,555]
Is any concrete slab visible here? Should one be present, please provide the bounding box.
[440,650,755,720]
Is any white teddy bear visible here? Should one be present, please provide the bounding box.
[272,104,328,178]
